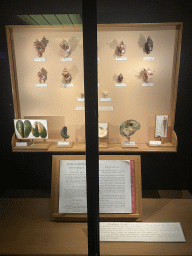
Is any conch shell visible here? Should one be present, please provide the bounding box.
[120,120,141,138]
[62,67,72,83]
[118,41,126,56]
[33,37,48,57]
[37,68,47,83]
[144,68,155,83]
[60,39,71,57]
[145,36,153,54]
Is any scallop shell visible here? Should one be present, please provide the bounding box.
[120,120,141,138]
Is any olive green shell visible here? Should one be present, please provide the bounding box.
[38,122,47,138]
[16,120,24,138]
[24,120,32,138]
[32,121,47,138]
[32,121,39,137]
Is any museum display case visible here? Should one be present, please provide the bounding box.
[6,22,182,152]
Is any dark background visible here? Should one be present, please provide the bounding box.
[0,0,191,196]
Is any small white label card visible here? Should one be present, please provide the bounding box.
[100,98,111,102]
[98,106,113,111]
[98,84,100,87]
[124,141,135,146]
[98,57,100,61]
[100,222,186,242]
[61,58,72,61]
[115,83,126,87]
[36,83,47,87]
[58,141,69,146]
[34,58,46,61]
[143,56,155,61]
[75,106,85,111]
[62,83,73,87]
[77,98,85,102]
[149,141,162,146]
[115,56,127,61]
[16,142,28,147]
[142,83,153,87]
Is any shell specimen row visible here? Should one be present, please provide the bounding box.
[33,37,153,57]
[16,120,47,139]
[33,38,71,57]
[36,67,72,83]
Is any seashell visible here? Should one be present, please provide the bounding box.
[32,121,47,138]
[16,120,24,138]
[118,41,126,56]
[120,120,141,139]
[37,68,47,83]
[33,37,48,57]
[144,68,155,82]
[145,36,153,54]
[16,120,32,138]
[24,120,32,138]
[98,126,108,138]
[103,92,108,98]
[118,73,123,82]
[163,117,167,136]
[62,67,72,83]
[60,39,71,57]
[60,126,70,139]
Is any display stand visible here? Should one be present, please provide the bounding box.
[51,155,142,222]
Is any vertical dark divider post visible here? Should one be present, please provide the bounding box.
[82,1,100,256]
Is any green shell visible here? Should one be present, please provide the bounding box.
[24,120,32,138]
[120,119,141,138]
[16,120,24,138]
[60,126,69,139]
[32,121,39,137]
[38,122,47,138]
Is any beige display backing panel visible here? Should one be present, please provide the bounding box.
[6,23,182,152]
[51,155,142,222]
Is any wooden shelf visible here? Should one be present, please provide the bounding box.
[0,198,191,255]
[12,132,177,153]
[12,141,177,152]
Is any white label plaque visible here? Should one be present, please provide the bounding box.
[98,106,113,111]
[34,58,46,61]
[149,141,162,146]
[100,98,111,102]
[16,142,27,147]
[143,56,155,61]
[142,83,153,87]
[77,98,85,102]
[115,56,127,61]
[100,222,186,242]
[61,58,72,61]
[75,106,85,111]
[115,83,126,87]
[124,141,135,146]
[62,83,73,87]
[58,141,69,146]
[36,83,47,87]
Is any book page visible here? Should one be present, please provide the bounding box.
[59,160,131,213]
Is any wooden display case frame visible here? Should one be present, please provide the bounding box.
[51,155,142,222]
[6,22,182,152]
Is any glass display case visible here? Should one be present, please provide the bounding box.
[6,22,182,152]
